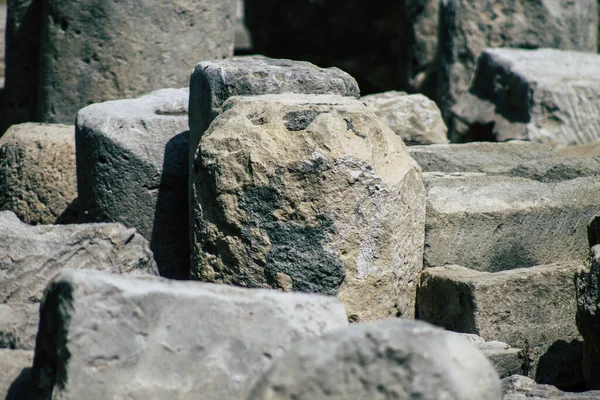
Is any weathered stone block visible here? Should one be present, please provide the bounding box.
[76,88,189,279]
[362,91,448,145]
[29,269,347,400]
[452,48,600,145]
[418,263,583,389]
[424,173,600,271]
[246,319,502,400]
[0,349,33,400]
[502,375,600,400]
[0,122,76,224]
[38,0,235,123]
[437,0,597,119]
[0,210,158,350]
[192,93,425,321]
[456,333,524,378]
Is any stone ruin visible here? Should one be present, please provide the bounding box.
[0,1,599,399]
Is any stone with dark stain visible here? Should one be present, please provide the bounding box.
[344,117,366,139]
[283,110,324,131]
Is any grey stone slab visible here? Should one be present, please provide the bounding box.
[455,333,524,378]
[502,375,600,399]
[192,93,425,321]
[38,0,235,124]
[452,48,600,145]
[76,88,189,279]
[246,319,502,400]
[28,269,347,400]
[418,263,583,389]
[424,173,600,271]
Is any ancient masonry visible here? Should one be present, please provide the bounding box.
[0,1,599,399]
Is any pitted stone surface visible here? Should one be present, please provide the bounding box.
[192,93,425,321]
[28,269,347,400]
[76,88,189,279]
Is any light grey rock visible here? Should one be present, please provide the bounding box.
[1,0,43,131]
[557,142,600,158]
[575,245,600,389]
[455,333,524,378]
[362,91,449,145]
[452,48,600,145]
[424,173,600,271]
[246,319,502,400]
[0,210,158,349]
[76,88,189,279]
[502,375,600,399]
[418,263,583,389]
[437,0,597,119]
[29,269,347,400]
[37,0,235,124]
[188,55,360,174]
[0,349,33,400]
[192,93,425,321]
[0,122,77,225]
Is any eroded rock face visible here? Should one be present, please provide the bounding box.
[437,0,597,119]
[246,319,502,400]
[76,88,189,279]
[192,93,425,321]
[0,123,77,224]
[37,0,235,123]
[0,211,158,349]
[502,375,600,399]
[29,269,347,400]
[451,48,600,145]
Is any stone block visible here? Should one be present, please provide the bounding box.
[362,91,448,145]
[38,0,235,124]
[418,263,583,389]
[452,48,600,145]
[192,93,425,321]
[76,88,189,279]
[0,122,76,224]
[0,210,158,350]
[502,375,600,400]
[0,349,33,400]
[424,173,600,271]
[28,269,347,400]
[455,333,524,378]
[246,319,501,400]
[437,0,597,119]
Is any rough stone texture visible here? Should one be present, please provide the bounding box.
[0,349,33,400]
[437,0,598,120]
[246,319,502,400]
[418,263,583,389]
[575,245,600,390]
[362,91,449,145]
[2,0,43,132]
[502,375,600,400]
[456,333,524,378]
[0,122,76,225]
[451,48,600,145]
[28,269,347,400]
[76,88,189,279]
[188,56,360,173]
[192,93,425,321]
[557,142,600,158]
[37,0,235,124]
[424,173,600,272]
[0,210,158,350]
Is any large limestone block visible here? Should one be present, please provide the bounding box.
[188,56,360,172]
[502,375,600,400]
[28,269,347,400]
[246,319,502,400]
[452,48,600,145]
[0,210,158,349]
[575,245,600,389]
[192,93,426,321]
[76,88,190,279]
[37,0,235,124]
[418,263,583,389]
[424,173,600,271]
[437,0,597,119]
[0,122,76,224]
[362,91,449,145]
[0,349,33,400]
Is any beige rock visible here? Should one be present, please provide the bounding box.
[0,349,33,400]
[0,123,77,224]
[362,91,448,145]
[192,93,426,321]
